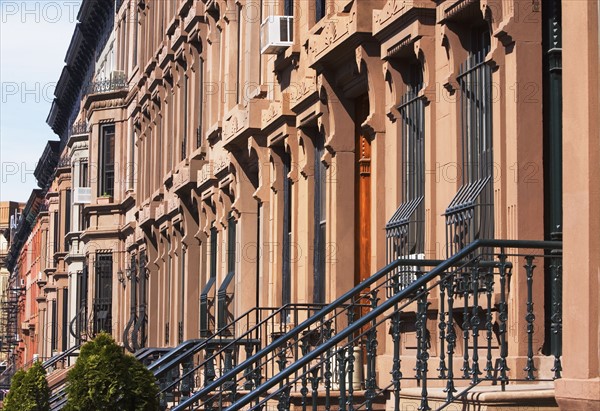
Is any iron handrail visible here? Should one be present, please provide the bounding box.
[230,239,562,411]
[42,344,81,370]
[157,303,327,398]
[150,304,282,376]
[173,239,561,411]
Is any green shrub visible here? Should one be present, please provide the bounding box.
[3,361,50,411]
[65,332,159,411]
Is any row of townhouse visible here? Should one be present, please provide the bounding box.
[2,0,598,409]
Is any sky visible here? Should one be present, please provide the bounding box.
[0,0,82,202]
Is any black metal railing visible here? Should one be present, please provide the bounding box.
[42,344,81,372]
[385,196,424,295]
[172,239,561,411]
[69,120,88,137]
[445,176,493,256]
[57,155,71,169]
[92,297,112,335]
[86,75,127,96]
[153,303,325,409]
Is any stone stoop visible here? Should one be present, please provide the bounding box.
[393,382,559,411]
[288,390,389,410]
[46,367,69,393]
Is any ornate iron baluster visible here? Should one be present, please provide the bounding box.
[444,273,457,401]
[390,310,402,411]
[365,290,379,408]
[338,347,347,411]
[180,358,193,398]
[461,271,471,379]
[310,367,321,411]
[300,338,310,411]
[524,256,537,380]
[550,250,562,379]
[300,373,309,411]
[438,276,448,379]
[323,321,333,411]
[346,302,356,411]
[497,251,510,389]
[277,385,291,411]
[276,346,289,410]
[417,284,431,411]
[470,267,482,383]
[243,343,255,390]
[484,267,495,379]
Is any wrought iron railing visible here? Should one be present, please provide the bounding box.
[57,155,71,169]
[86,76,128,95]
[69,120,88,137]
[92,298,112,335]
[171,239,561,411]
[445,176,493,256]
[200,277,216,338]
[41,344,80,373]
[152,303,325,409]
[385,196,424,295]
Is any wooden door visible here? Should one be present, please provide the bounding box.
[355,95,371,287]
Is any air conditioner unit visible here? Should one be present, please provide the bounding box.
[261,16,293,55]
[19,278,25,287]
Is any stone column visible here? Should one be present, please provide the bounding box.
[555,1,600,409]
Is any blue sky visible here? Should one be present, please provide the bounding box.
[0,0,82,202]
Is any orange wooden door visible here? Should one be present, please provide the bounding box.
[355,95,371,287]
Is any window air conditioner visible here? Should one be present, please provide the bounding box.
[260,16,293,55]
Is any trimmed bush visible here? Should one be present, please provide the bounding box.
[65,333,158,411]
[3,361,50,411]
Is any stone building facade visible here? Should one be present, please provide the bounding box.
[2,0,598,409]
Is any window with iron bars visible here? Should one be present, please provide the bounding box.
[446,25,494,256]
[93,253,113,335]
[386,62,426,293]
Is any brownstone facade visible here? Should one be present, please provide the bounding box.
[2,0,598,409]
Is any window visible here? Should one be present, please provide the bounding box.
[284,0,294,16]
[445,24,494,255]
[179,245,186,344]
[459,27,492,185]
[165,240,172,345]
[80,161,89,187]
[129,130,135,190]
[136,251,148,349]
[210,225,217,280]
[99,124,115,197]
[133,8,138,66]
[282,151,292,306]
[217,214,237,330]
[62,288,68,351]
[197,58,204,149]
[313,137,326,303]
[316,0,325,22]
[53,212,59,255]
[51,299,58,352]
[64,189,71,249]
[94,253,113,334]
[236,5,242,104]
[182,73,188,161]
[397,62,425,256]
[75,263,88,343]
